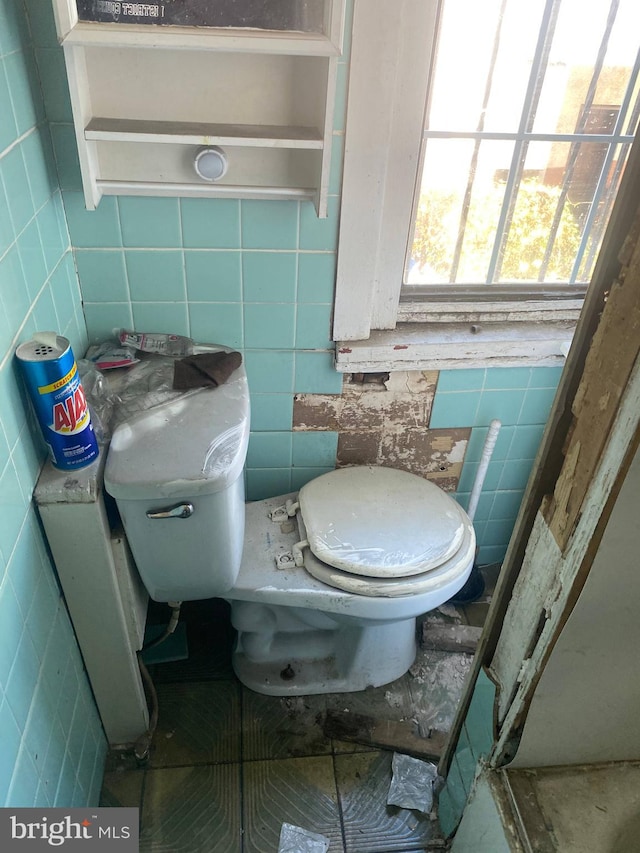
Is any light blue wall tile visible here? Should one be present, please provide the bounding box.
[50,124,82,191]
[244,302,295,349]
[3,145,35,235]
[429,392,479,428]
[247,432,292,468]
[24,0,59,47]
[478,544,508,564]
[125,250,184,301]
[507,424,545,459]
[455,491,494,523]
[296,303,333,349]
[474,389,526,427]
[530,365,564,388]
[481,518,519,548]
[464,426,514,464]
[185,251,242,302]
[22,129,57,211]
[36,47,73,122]
[189,302,243,349]
[0,698,22,803]
[0,580,23,687]
[241,200,298,249]
[292,431,339,467]
[290,467,335,491]
[464,670,496,761]
[5,49,40,137]
[454,727,478,795]
[118,197,181,248]
[242,251,297,302]
[0,59,18,152]
[17,219,47,301]
[491,490,524,520]
[75,250,128,302]
[294,351,342,394]
[0,171,15,257]
[297,252,336,303]
[83,302,134,344]
[439,759,468,838]
[63,193,122,248]
[244,350,294,393]
[329,133,344,196]
[437,369,485,392]
[5,629,40,730]
[131,302,189,337]
[249,393,293,432]
[457,460,503,494]
[0,458,28,558]
[181,198,240,249]
[498,458,535,491]
[49,256,78,334]
[6,745,40,807]
[333,63,349,132]
[299,195,340,250]
[0,1,30,55]
[484,367,531,389]
[518,387,557,424]
[245,468,292,501]
[37,197,67,273]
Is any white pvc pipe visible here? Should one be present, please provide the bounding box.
[467,418,502,523]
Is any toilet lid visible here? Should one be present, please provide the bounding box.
[298,508,476,597]
[297,466,469,579]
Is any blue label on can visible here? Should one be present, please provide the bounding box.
[17,338,99,471]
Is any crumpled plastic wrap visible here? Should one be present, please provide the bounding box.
[386,752,439,813]
[78,354,209,442]
[278,823,330,853]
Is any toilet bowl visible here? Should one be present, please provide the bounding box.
[104,354,475,696]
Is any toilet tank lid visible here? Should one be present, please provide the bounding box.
[298,466,472,578]
[104,362,249,500]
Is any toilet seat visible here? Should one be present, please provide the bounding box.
[297,508,476,597]
[294,466,475,597]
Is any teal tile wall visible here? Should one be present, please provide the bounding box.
[0,0,106,808]
[440,367,562,564]
[43,1,352,503]
[439,671,497,838]
[38,0,561,560]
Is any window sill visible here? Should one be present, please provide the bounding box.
[334,321,575,372]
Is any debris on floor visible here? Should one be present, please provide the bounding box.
[278,822,330,853]
[421,621,482,653]
[387,752,439,813]
[323,708,447,760]
[322,642,474,760]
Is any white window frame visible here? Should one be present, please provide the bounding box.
[333,0,581,371]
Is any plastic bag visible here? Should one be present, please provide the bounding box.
[278,823,330,853]
[386,752,438,813]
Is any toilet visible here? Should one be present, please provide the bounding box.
[104,355,475,696]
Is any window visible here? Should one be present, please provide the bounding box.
[333,0,640,369]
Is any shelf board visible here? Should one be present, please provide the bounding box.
[96,179,316,203]
[85,118,324,149]
[63,22,342,56]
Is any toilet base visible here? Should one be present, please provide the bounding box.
[230,602,417,696]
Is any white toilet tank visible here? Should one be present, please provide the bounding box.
[104,357,250,602]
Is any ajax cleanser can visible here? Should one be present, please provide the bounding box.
[16,334,99,470]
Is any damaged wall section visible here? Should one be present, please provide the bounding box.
[293,371,471,492]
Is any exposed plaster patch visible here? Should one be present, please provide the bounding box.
[292,371,469,491]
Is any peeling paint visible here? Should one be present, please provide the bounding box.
[292,371,469,490]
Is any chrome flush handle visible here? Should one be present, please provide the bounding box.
[146,503,194,520]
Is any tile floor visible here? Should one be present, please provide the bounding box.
[100,595,482,853]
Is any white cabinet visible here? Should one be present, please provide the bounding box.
[51,1,345,216]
